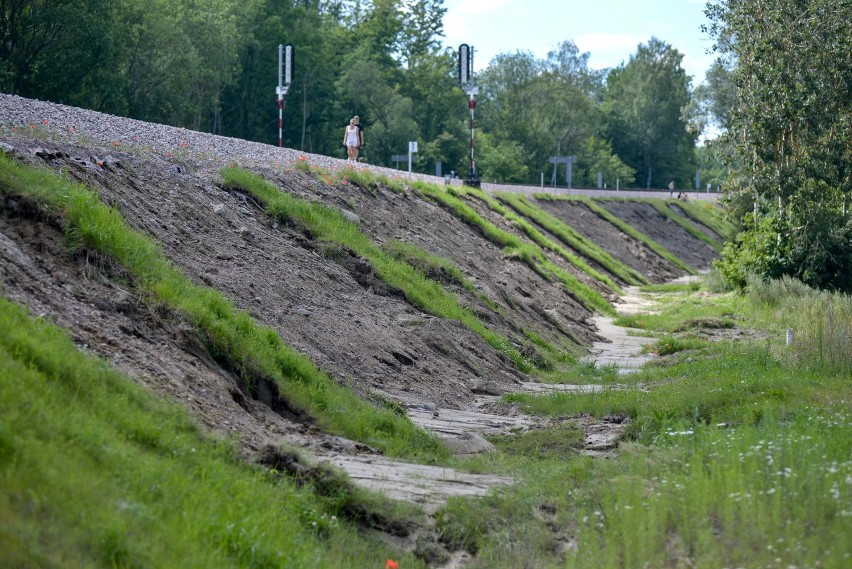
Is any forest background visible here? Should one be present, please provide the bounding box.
[1,0,849,290]
[0,0,716,190]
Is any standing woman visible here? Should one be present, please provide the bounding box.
[343,118,359,162]
[353,116,364,161]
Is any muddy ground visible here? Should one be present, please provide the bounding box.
[0,97,723,562]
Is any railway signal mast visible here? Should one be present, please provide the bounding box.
[459,44,480,187]
[276,43,294,148]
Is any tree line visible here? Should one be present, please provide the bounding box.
[1,0,700,189]
[4,0,847,290]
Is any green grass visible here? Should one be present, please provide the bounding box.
[535,193,696,274]
[431,282,851,568]
[639,281,701,293]
[488,424,585,460]
[221,166,533,371]
[614,290,740,334]
[411,181,616,316]
[453,186,622,292]
[0,154,446,461]
[0,295,426,569]
[667,198,738,241]
[496,192,649,287]
[291,157,407,193]
[746,276,852,376]
[381,238,501,312]
[462,188,623,294]
[619,197,725,253]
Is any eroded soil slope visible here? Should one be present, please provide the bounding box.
[0,95,717,469]
[597,200,719,269]
[531,197,685,282]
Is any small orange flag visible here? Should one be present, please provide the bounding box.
[386,560,399,569]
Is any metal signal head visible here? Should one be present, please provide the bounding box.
[459,44,472,85]
[284,44,294,85]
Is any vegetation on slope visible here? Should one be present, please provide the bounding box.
[456,187,623,293]
[665,198,737,242]
[495,192,649,286]
[438,277,851,568]
[609,197,725,252]
[0,295,425,568]
[0,153,445,461]
[535,193,696,274]
[411,181,616,316]
[220,166,534,371]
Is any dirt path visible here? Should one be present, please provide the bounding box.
[322,288,661,514]
[583,286,659,371]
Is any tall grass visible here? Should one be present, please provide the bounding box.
[0,296,426,568]
[564,407,851,569]
[441,404,851,569]
[220,166,533,371]
[431,274,851,568]
[0,153,446,460]
[747,276,852,376]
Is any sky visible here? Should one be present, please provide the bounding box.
[440,0,718,86]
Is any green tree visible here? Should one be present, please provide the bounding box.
[604,37,696,189]
[401,50,468,174]
[220,0,344,152]
[339,57,418,166]
[708,0,852,291]
[476,44,618,186]
[0,0,115,101]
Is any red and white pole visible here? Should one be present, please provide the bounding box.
[278,96,283,148]
[469,93,475,179]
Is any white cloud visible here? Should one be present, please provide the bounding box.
[574,32,647,54]
[574,32,647,69]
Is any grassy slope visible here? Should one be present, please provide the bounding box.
[495,192,649,286]
[5,150,845,568]
[610,197,725,253]
[667,198,738,241]
[458,187,624,293]
[411,181,616,317]
[0,296,425,569]
[0,154,445,461]
[221,166,534,371]
[535,193,696,274]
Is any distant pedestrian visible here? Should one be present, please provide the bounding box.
[353,115,365,158]
[343,118,359,162]
[668,180,675,198]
